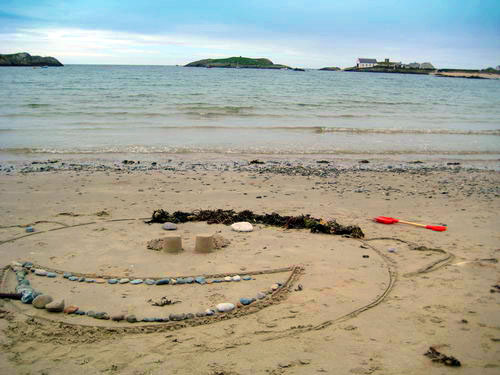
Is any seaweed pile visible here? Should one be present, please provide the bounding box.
[146,209,364,238]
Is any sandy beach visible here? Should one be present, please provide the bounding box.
[0,156,498,374]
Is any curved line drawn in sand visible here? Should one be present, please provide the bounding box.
[0,217,454,339]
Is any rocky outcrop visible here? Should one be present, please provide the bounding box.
[319,67,341,71]
[185,56,291,70]
[0,52,63,67]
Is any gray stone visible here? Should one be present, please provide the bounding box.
[32,295,53,309]
[145,279,155,285]
[22,261,33,268]
[63,272,72,279]
[130,279,143,285]
[45,299,64,312]
[119,278,130,284]
[256,292,267,300]
[240,297,255,305]
[162,222,177,231]
[78,277,85,282]
[126,315,137,323]
[75,310,86,315]
[196,312,206,317]
[232,275,241,282]
[205,309,215,316]
[25,226,35,233]
[87,310,96,317]
[108,278,118,284]
[85,278,95,283]
[111,313,125,321]
[155,278,170,285]
[185,313,195,319]
[142,317,155,322]
[47,272,57,278]
[195,276,206,284]
[93,312,109,320]
[69,276,78,281]
[34,269,48,276]
[185,277,194,284]
[169,313,186,321]
[242,276,252,281]
[176,278,186,284]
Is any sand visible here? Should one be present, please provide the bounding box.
[0,158,499,374]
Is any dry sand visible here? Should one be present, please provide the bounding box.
[0,158,499,374]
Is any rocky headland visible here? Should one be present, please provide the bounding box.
[0,52,63,67]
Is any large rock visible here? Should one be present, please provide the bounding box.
[231,222,253,232]
[216,303,235,312]
[32,295,53,309]
[0,52,63,66]
[45,299,65,312]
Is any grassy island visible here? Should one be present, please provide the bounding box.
[185,56,291,70]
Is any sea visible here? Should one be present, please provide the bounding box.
[1,65,499,160]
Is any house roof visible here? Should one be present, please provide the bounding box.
[358,58,377,63]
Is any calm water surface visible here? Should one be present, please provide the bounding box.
[0,65,499,156]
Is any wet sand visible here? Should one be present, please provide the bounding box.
[0,157,499,374]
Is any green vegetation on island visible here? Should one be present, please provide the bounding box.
[185,56,291,70]
[319,67,341,71]
[0,52,63,67]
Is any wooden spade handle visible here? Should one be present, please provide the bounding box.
[398,220,426,227]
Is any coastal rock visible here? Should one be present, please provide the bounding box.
[119,278,130,284]
[63,272,72,279]
[195,276,206,284]
[78,277,85,282]
[32,295,53,309]
[231,222,253,232]
[75,310,86,315]
[142,317,155,322]
[205,309,215,316]
[185,277,194,284]
[22,261,33,269]
[162,222,177,230]
[94,312,109,320]
[176,278,186,284]
[47,272,57,278]
[64,305,79,314]
[256,292,267,299]
[224,276,232,282]
[232,275,241,282]
[185,56,291,70]
[69,276,78,281]
[34,269,48,276]
[126,315,137,323]
[216,303,235,312]
[95,278,106,284]
[45,299,65,312]
[0,52,63,67]
[130,279,143,285]
[145,279,155,285]
[242,276,252,281]
[86,311,96,317]
[108,278,118,284]
[185,313,195,319]
[85,278,95,283]
[196,312,206,317]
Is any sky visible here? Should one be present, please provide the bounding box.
[0,0,499,68]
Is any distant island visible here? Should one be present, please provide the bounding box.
[0,52,63,67]
[319,67,341,71]
[185,56,293,70]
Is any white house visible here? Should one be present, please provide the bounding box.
[356,58,377,68]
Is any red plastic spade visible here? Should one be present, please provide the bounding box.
[374,216,447,232]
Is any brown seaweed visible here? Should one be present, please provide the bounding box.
[424,347,461,367]
[146,209,364,238]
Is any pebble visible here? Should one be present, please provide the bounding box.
[162,222,177,231]
[69,276,78,281]
[224,276,232,282]
[185,277,194,284]
[195,276,206,284]
[45,299,65,313]
[94,312,109,320]
[119,278,130,284]
[176,278,186,284]
[271,284,280,291]
[78,277,85,282]
[11,261,23,268]
[145,279,155,285]
[388,247,397,253]
[154,317,166,322]
[108,279,118,284]
[170,278,177,285]
[231,222,253,232]
[32,295,53,309]
[18,279,30,286]
[213,279,222,283]
[240,297,255,305]
[95,278,106,284]
[64,305,79,314]
[155,278,170,285]
[87,311,96,317]
[242,276,252,281]
[63,272,72,279]
[205,309,215,316]
[256,292,267,300]
[111,313,125,321]
[85,278,95,283]
[47,272,57,278]
[196,312,205,317]
[142,317,155,322]
[185,313,194,319]
[74,310,86,315]
[232,275,241,282]
[130,279,143,285]
[216,303,235,312]
[126,315,138,323]
[169,313,186,321]
[22,261,33,269]
[34,269,48,276]
[25,226,35,233]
